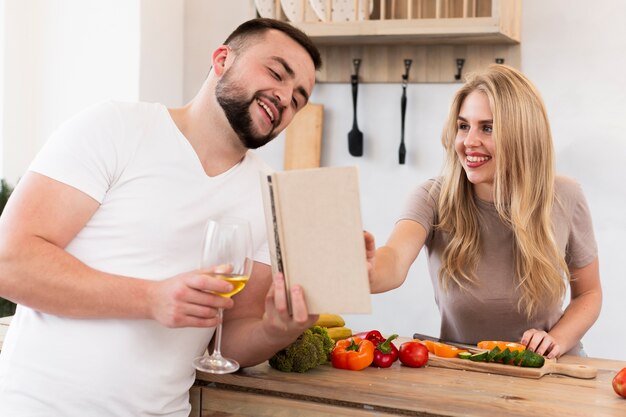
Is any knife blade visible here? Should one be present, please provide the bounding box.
[412,332,486,353]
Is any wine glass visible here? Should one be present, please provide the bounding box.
[193,217,253,374]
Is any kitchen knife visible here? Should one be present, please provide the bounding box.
[412,332,486,353]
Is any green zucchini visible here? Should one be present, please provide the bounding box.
[481,347,544,368]
[468,347,544,368]
[518,349,545,368]
[507,350,521,365]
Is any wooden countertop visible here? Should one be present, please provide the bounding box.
[1,317,624,416]
[195,354,626,417]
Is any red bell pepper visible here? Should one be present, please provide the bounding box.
[331,337,375,371]
[365,330,385,344]
[372,334,399,368]
[351,330,385,344]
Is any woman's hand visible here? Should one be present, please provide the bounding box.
[363,230,376,274]
[521,328,561,359]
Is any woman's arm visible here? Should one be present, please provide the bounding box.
[368,220,429,294]
[220,219,432,367]
[522,257,602,358]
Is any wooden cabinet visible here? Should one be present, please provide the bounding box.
[263,0,521,83]
[194,385,398,416]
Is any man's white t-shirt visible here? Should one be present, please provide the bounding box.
[0,101,272,416]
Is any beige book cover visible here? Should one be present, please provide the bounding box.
[260,166,371,315]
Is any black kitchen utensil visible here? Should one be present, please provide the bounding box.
[399,59,412,164]
[348,59,363,157]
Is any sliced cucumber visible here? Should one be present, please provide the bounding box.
[486,346,501,362]
[457,351,472,360]
[499,348,513,364]
[469,351,488,362]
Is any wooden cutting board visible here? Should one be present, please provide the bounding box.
[427,355,597,379]
[283,103,323,170]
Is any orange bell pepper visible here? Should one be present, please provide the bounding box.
[331,337,375,371]
[477,340,526,353]
[418,339,440,354]
[433,344,468,358]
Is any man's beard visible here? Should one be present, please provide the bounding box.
[215,71,282,150]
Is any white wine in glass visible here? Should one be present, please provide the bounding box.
[193,217,253,374]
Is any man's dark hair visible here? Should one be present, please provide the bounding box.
[223,18,322,70]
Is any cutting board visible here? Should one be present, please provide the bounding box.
[427,355,597,379]
[284,103,323,170]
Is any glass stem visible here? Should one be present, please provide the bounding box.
[212,308,224,358]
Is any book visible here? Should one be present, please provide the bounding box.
[260,166,371,315]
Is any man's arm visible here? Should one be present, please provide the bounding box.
[0,172,232,327]
[220,262,317,368]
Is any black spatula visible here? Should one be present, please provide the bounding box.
[348,59,363,157]
[399,59,412,165]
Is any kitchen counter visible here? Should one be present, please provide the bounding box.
[2,317,624,416]
[191,353,626,417]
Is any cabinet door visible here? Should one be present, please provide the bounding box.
[198,385,398,416]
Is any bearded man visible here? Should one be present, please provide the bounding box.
[0,18,321,417]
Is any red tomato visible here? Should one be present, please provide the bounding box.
[399,341,429,368]
[613,367,626,398]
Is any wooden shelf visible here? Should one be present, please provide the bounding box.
[294,16,519,45]
[316,43,520,83]
[263,0,521,83]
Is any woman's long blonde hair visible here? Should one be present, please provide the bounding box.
[437,64,568,318]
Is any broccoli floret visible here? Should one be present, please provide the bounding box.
[310,325,334,364]
[269,326,335,373]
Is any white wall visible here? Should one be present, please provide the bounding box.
[1,0,142,184]
[1,0,624,360]
[139,0,184,106]
[0,0,186,184]
[182,0,256,102]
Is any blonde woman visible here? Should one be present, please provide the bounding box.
[366,65,601,358]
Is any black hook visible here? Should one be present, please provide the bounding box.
[454,58,465,81]
[495,58,505,64]
[352,58,361,78]
[402,59,412,87]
